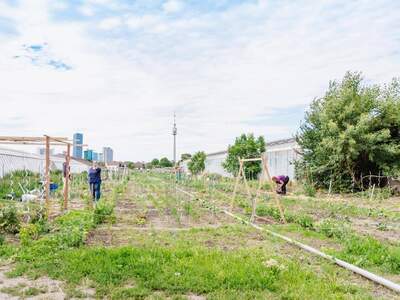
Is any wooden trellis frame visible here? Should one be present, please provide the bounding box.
[231,156,286,223]
[0,135,86,215]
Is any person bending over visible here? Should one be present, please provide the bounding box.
[272,175,290,195]
[88,162,102,203]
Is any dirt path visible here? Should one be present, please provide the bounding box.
[0,263,66,300]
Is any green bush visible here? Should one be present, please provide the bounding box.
[223,133,266,179]
[302,182,316,197]
[296,72,400,191]
[188,151,206,175]
[93,201,115,225]
[19,223,39,246]
[0,204,20,233]
[317,219,351,239]
[294,214,314,229]
[255,205,281,220]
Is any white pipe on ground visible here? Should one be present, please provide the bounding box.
[173,185,400,294]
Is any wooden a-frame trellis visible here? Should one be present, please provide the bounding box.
[230,156,286,223]
[0,135,86,215]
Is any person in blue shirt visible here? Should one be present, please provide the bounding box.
[88,162,102,203]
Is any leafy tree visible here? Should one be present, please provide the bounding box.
[188,151,206,175]
[151,158,160,167]
[181,153,192,161]
[159,157,173,168]
[223,134,266,179]
[296,72,400,191]
[127,162,134,169]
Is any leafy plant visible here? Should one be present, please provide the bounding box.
[19,223,40,246]
[317,219,350,239]
[159,157,173,168]
[223,133,266,179]
[0,205,20,234]
[302,182,316,197]
[188,151,206,175]
[93,201,115,225]
[296,72,400,191]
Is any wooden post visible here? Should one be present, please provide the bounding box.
[45,135,50,215]
[63,143,71,211]
[231,158,243,209]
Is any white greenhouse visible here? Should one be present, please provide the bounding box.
[0,147,90,178]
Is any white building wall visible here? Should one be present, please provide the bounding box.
[181,138,299,179]
[0,148,89,178]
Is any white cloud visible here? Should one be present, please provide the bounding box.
[78,5,95,17]
[0,0,399,161]
[162,0,184,13]
[98,17,122,30]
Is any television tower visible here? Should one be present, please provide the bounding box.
[172,113,177,165]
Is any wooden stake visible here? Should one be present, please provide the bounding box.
[45,135,50,215]
[231,158,243,209]
[63,143,71,211]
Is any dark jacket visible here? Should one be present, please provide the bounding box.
[88,167,102,184]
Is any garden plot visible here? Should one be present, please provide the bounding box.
[0,171,399,299]
[84,172,399,298]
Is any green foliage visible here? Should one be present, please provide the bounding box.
[159,157,173,168]
[223,134,266,179]
[296,72,400,191]
[302,182,316,197]
[0,170,40,200]
[150,159,160,167]
[188,151,206,175]
[93,201,115,225]
[0,204,20,233]
[19,223,40,246]
[180,153,192,161]
[338,235,400,273]
[317,219,351,239]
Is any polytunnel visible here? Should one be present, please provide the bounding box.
[0,147,89,178]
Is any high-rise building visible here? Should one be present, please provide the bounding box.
[84,149,93,161]
[92,152,99,162]
[73,133,83,159]
[103,147,113,163]
[98,153,104,162]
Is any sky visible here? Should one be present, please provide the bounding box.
[0,0,399,161]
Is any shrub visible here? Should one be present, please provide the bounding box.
[302,182,316,197]
[295,214,314,229]
[188,151,206,175]
[93,201,115,225]
[0,205,20,234]
[296,72,400,191]
[19,223,39,245]
[223,133,266,179]
[317,219,350,239]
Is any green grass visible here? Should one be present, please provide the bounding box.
[9,244,372,299]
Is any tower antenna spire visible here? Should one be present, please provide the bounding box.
[172,112,177,165]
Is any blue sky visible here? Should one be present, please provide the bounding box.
[0,0,399,161]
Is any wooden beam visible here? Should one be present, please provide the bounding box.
[0,136,68,142]
[45,136,50,215]
[0,141,67,146]
[63,144,71,211]
[241,158,262,162]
